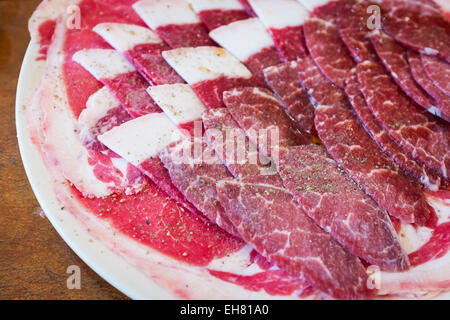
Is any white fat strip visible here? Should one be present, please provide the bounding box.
[209,18,274,61]
[132,0,200,30]
[296,0,330,12]
[73,48,135,80]
[98,113,182,166]
[379,252,450,297]
[32,11,128,197]
[28,0,76,43]
[389,192,450,255]
[148,84,206,125]
[249,0,310,29]
[378,195,450,296]
[398,223,434,254]
[93,23,162,53]
[435,0,450,12]
[78,87,121,143]
[40,85,115,197]
[207,245,271,276]
[188,0,244,12]
[162,46,252,84]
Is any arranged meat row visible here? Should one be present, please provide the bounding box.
[31,0,450,299]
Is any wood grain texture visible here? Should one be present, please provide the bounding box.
[0,0,127,300]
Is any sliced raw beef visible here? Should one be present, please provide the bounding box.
[78,88,131,148]
[298,0,342,23]
[223,87,310,160]
[72,48,204,212]
[209,18,282,79]
[28,0,63,60]
[93,23,184,85]
[77,88,147,195]
[339,28,377,63]
[357,61,450,179]
[297,55,432,225]
[304,17,355,88]
[202,108,274,178]
[335,0,378,63]
[297,55,349,107]
[335,0,370,30]
[278,145,409,272]
[369,30,437,113]
[132,0,215,48]
[217,175,373,300]
[149,85,372,297]
[162,46,264,109]
[188,0,250,31]
[346,69,442,190]
[408,51,450,121]
[73,49,160,118]
[381,0,450,63]
[159,137,240,237]
[247,0,309,61]
[73,47,215,214]
[263,62,315,134]
[98,113,201,217]
[421,54,450,97]
[208,15,314,134]
[29,8,146,198]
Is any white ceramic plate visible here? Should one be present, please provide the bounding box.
[16,42,177,300]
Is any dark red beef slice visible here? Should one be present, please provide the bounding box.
[278,145,410,272]
[198,9,250,31]
[202,108,273,178]
[381,0,450,63]
[304,17,355,88]
[243,46,283,79]
[339,28,378,63]
[192,76,265,110]
[155,23,215,48]
[269,26,308,62]
[82,106,132,151]
[316,101,432,225]
[222,87,310,159]
[408,51,450,122]
[263,62,316,134]
[216,174,373,300]
[313,0,345,24]
[356,60,450,178]
[336,0,371,30]
[346,68,442,190]
[103,71,161,118]
[421,54,450,97]
[124,42,184,85]
[297,55,349,108]
[159,138,240,237]
[369,30,436,112]
[335,0,379,63]
[298,54,431,225]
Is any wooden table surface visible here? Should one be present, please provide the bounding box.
[0,0,128,300]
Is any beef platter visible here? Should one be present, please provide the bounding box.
[26,0,450,299]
